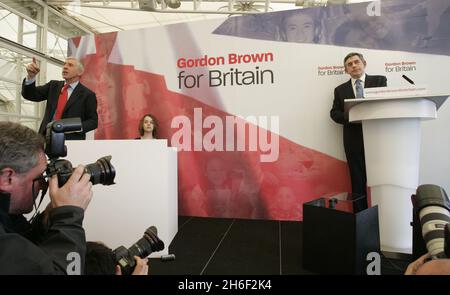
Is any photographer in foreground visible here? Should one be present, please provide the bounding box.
[0,122,93,274]
[86,225,164,275]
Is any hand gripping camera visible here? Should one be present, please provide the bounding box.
[113,226,165,275]
[45,118,116,187]
[412,184,450,259]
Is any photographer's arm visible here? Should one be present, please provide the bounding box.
[30,166,93,274]
[0,232,69,274]
[34,205,87,274]
[0,186,90,274]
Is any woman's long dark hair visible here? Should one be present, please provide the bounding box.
[138,113,158,138]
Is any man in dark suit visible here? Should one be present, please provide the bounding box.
[330,52,387,205]
[22,57,98,140]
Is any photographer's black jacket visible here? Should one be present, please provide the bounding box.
[0,192,87,274]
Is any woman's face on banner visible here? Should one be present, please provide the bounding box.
[284,13,316,43]
[276,186,296,211]
[205,158,228,187]
[358,16,390,40]
[343,27,378,49]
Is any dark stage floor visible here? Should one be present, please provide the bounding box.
[149,216,411,275]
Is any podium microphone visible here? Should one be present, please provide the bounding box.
[402,74,415,85]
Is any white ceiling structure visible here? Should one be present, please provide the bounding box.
[0,0,365,129]
[44,0,363,34]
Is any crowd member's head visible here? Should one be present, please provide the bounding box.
[85,242,116,275]
[0,122,47,214]
[138,113,158,139]
[343,52,367,79]
[85,241,149,275]
[279,9,322,43]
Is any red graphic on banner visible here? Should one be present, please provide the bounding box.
[77,33,351,221]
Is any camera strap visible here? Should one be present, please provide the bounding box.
[29,181,48,223]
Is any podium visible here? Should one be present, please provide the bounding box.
[65,139,178,256]
[345,94,448,253]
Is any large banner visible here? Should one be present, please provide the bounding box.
[69,0,450,221]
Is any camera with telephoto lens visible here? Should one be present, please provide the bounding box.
[44,118,116,187]
[113,226,165,275]
[412,184,450,260]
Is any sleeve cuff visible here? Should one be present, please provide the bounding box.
[25,77,36,85]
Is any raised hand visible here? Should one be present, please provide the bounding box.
[26,57,40,80]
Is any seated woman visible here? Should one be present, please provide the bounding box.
[137,113,158,140]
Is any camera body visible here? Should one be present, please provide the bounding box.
[113,226,165,275]
[412,184,450,260]
[44,118,116,187]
